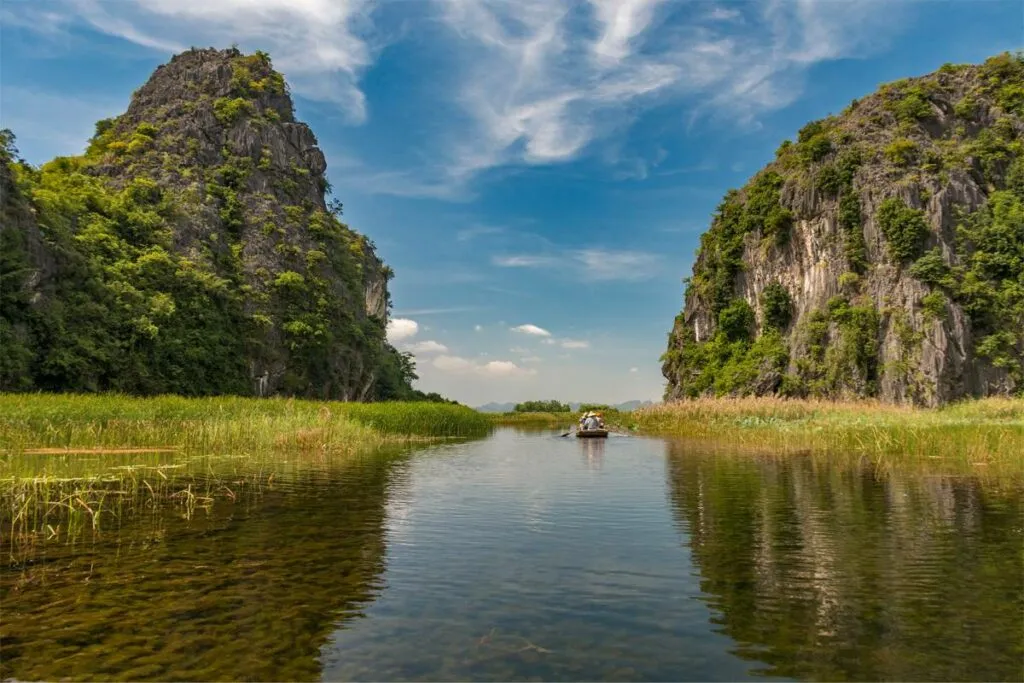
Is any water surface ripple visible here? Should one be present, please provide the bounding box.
[2,427,1021,682]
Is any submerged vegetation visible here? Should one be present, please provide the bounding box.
[635,397,1024,476]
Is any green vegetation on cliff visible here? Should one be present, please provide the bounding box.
[0,48,438,402]
[663,52,1024,405]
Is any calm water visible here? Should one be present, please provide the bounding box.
[2,427,1022,681]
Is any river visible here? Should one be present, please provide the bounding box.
[2,427,1022,681]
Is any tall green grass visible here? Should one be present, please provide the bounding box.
[634,397,1024,477]
[0,393,491,454]
[0,393,492,546]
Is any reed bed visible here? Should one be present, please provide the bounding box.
[489,409,628,427]
[0,393,491,454]
[0,393,492,546]
[634,397,1024,477]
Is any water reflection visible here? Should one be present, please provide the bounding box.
[0,451,408,682]
[579,437,606,471]
[664,443,1024,682]
[3,431,1021,682]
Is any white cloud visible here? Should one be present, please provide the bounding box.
[629,367,639,373]
[420,0,906,190]
[495,247,662,282]
[493,255,560,268]
[573,249,661,282]
[541,338,557,346]
[11,0,910,194]
[386,318,419,343]
[474,325,483,332]
[522,356,543,364]
[406,340,449,354]
[590,0,667,66]
[456,225,504,241]
[481,360,533,377]
[561,339,590,349]
[17,0,380,123]
[392,306,480,316]
[432,355,535,377]
[705,7,741,22]
[509,346,529,354]
[433,355,476,373]
[511,324,551,337]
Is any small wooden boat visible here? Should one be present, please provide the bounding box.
[576,429,609,438]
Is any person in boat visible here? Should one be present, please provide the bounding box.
[582,412,600,431]
[594,412,605,428]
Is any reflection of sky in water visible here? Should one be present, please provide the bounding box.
[322,428,757,682]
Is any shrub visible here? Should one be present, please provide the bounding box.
[954,95,978,119]
[908,248,951,286]
[213,97,253,125]
[888,87,933,123]
[839,271,860,292]
[921,292,948,321]
[839,192,867,272]
[877,197,930,263]
[884,138,918,166]
[718,299,755,343]
[760,282,793,330]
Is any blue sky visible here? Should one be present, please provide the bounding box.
[1,0,1021,406]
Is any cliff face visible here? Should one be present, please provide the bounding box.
[1,48,407,400]
[663,53,1024,406]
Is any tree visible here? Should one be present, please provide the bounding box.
[513,400,571,413]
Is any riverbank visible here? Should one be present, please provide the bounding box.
[634,397,1024,476]
[0,393,493,543]
[0,393,492,454]
[488,409,629,428]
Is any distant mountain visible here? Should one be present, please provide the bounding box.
[474,400,656,413]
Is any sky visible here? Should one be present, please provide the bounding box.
[1,0,1021,407]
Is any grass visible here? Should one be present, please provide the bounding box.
[0,393,492,547]
[633,397,1024,477]
[489,409,630,429]
[0,393,491,454]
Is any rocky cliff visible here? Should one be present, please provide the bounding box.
[1,48,417,400]
[662,53,1024,406]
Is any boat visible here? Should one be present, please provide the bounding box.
[575,429,609,439]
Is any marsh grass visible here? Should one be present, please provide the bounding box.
[490,409,628,429]
[635,397,1024,477]
[0,393,491,547]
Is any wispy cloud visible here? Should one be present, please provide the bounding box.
[560,339,590,349]
[9,0,381,123]
[12,0,911,193]
[574,249,660,282]
[425,0,907,191]
[494,247,662,282]
[392,306,480,316]
[493,255,561,268]
[511,324,551,337]
[456,225,505,241]
[433,355,536,377]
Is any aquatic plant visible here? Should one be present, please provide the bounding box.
[633,397,1024,477]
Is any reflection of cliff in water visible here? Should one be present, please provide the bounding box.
[664,444,1024,682]
[1,452,409,682]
